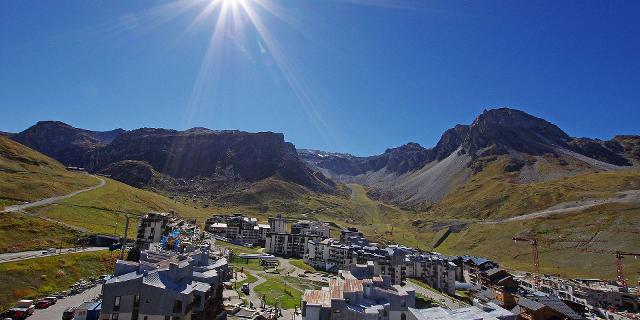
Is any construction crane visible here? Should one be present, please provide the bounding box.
[576,248,640,288]
[512,235,606,288]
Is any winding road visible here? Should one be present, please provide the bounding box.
[2,175,106,213]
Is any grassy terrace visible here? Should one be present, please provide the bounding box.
[254,274,303,310]
[288,259,316,272]
[218,241,262,255]
[229,256,265,271]
[0,250,115,310]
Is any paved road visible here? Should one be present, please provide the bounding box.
[0,247,107,263]
[407,279,467,310]
[3,175,106,213]
[29,284,102,320]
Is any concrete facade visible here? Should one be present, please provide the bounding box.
[204,214,270,246]
[135,213,171,251]
[100,248,228,320]
[302,270,415,320]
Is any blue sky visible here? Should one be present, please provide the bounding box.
[1,0,639,156]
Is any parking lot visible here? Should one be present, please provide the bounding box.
[28,284,102,320]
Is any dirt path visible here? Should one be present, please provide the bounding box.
[2,175,106,213]
[484,189,640,224]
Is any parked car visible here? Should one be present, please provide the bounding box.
[43,296,58,304]
[3,309,27,320]
[35,299,51,309]
[241,283,250,295]
[6,300,35,320]
[14,300,35,316]
[0,309,16,318]
[62,307,76,320]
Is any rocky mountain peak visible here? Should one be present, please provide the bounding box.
[462,107,571,156]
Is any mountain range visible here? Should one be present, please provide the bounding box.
[303,108,639,208]
[6,108,640,212]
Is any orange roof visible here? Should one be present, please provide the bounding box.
[343,278,363,293]
[303,290,331,307]
[329,278,344,300]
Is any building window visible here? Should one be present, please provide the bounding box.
[111,314,119,320]
[132,295,140,320]
[173,300,183,313]
[401,313,407,320]
[113,296,121,311]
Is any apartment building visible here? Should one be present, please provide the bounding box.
[340,227,370,246]
[302,270,416,320]
[519,275,640,312]
[407,303,516,320]
[513,295,583,320]
[305,235,456,290]
[204,214,270,246]
[268,214,288,233]
[135,212,171,251]
[404,253,457,295]
[292,220,331,237]
[100,247,228,320]
[265,216,330,258]
[265,232,325,258]
[454,255,499,285]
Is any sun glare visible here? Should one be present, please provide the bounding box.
[122,0,418,142]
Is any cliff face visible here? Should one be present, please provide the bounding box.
[11,121,124,167]
[12,123,335,194]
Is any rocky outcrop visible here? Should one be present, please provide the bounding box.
[99,160,159,188]
[613,135,640,163]
[11,121,124,167]
[461,108,572,156]
[567,138,631,166]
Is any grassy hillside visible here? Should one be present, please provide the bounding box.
[31,178,213,237]
[0,136,97,208]
[0,212,84,253]
[435,203,640,280]
[0,251,115,310]
[431,157,640,219]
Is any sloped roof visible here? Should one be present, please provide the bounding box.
[517,297,545,311]
[303,290,331,308]
[535,296,582,320]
